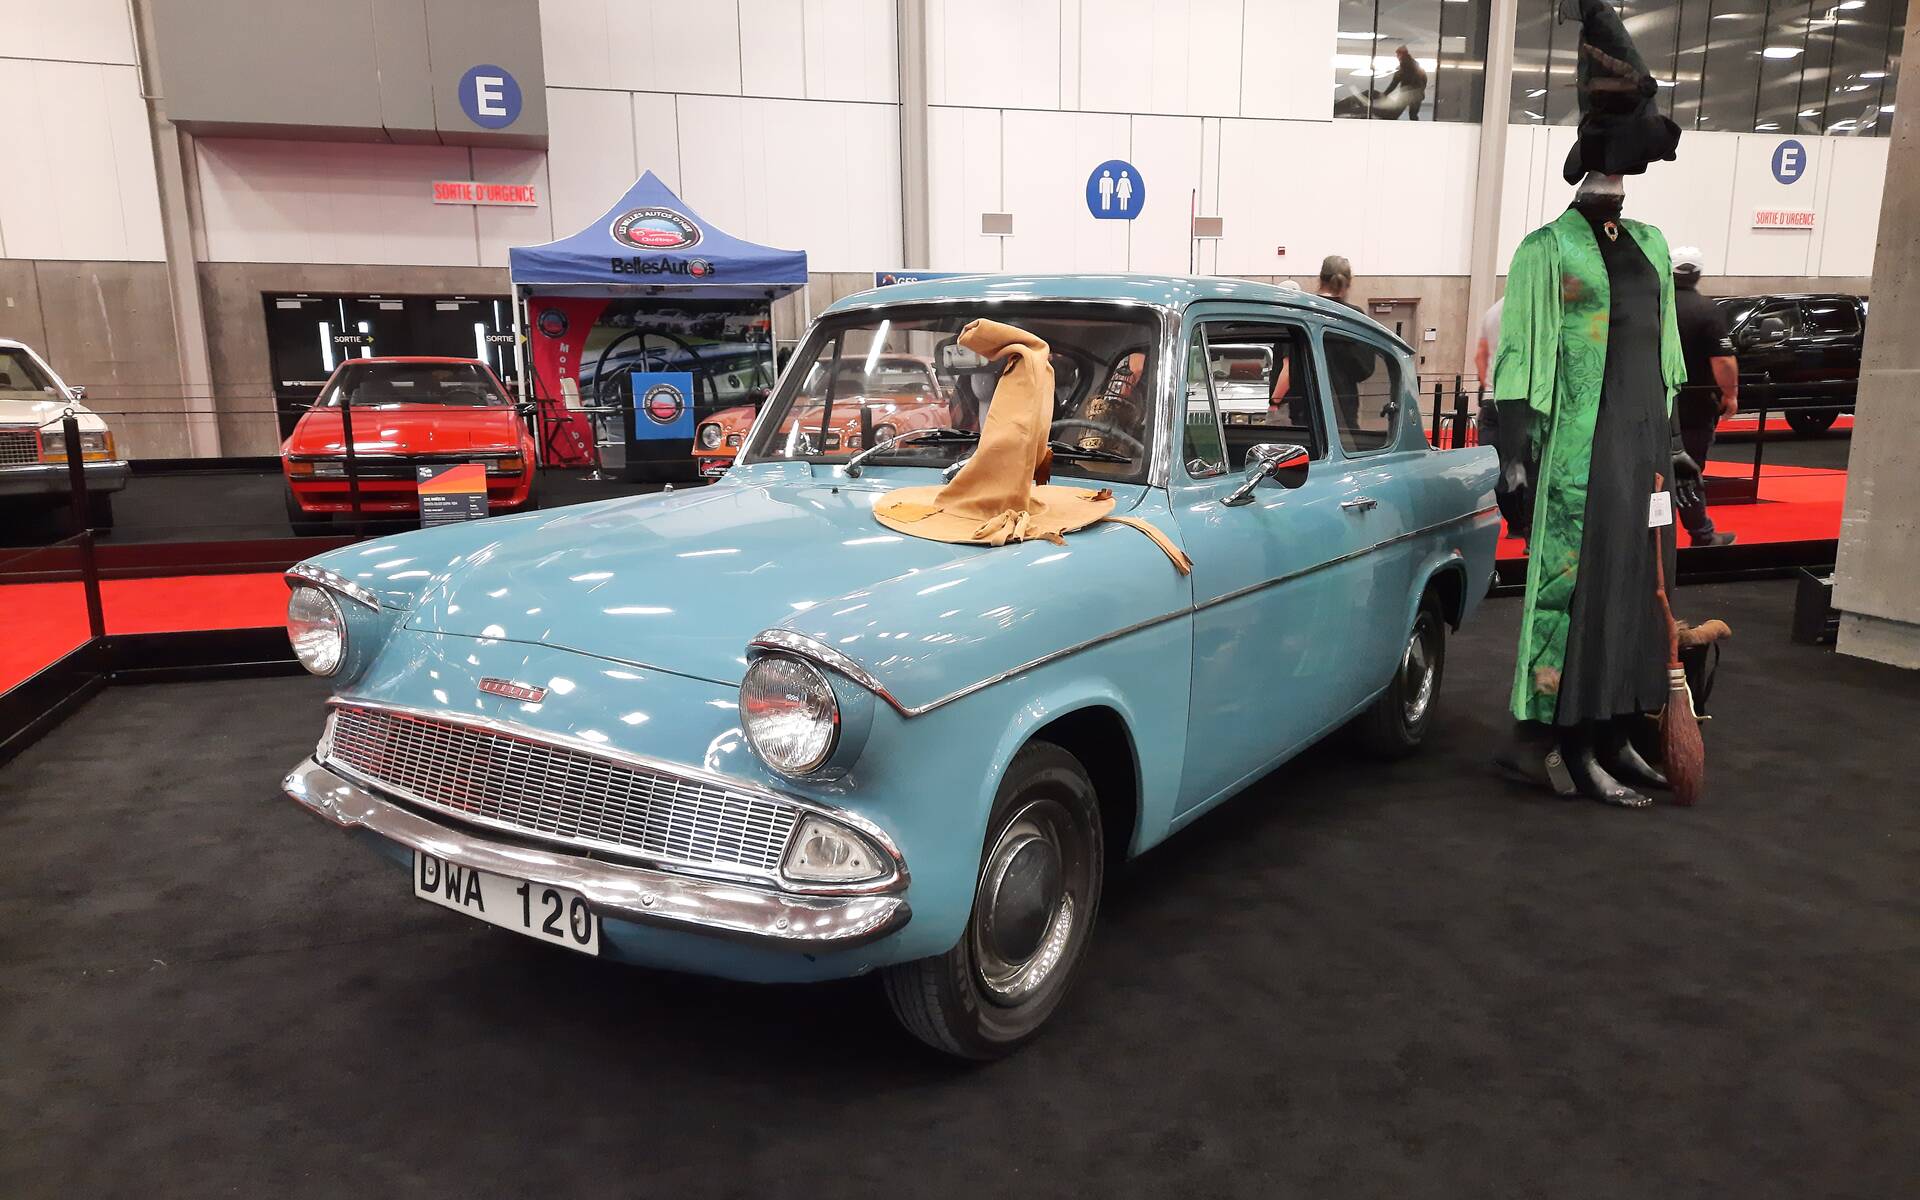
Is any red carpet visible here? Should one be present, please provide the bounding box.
[0,573,289,692]
[1496,463,1845,562]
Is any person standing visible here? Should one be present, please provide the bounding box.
[1670,246,1738,547]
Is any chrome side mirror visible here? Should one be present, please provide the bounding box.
[68,384,86,402]
[1223,442,1310,507]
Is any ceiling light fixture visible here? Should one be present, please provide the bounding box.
[1761,45,1803,58]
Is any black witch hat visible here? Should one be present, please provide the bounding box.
[1559,0,1681,184]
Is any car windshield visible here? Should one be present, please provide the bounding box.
[0,348,59,397]
[744,304,1158,484]
[318,362,508,408]
[1715,297,1761,330]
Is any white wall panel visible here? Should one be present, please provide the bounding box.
[544,87,638,238]
[0,0,136,65]
[1058,0,1083,113]
[1125,115,1203,273]
[1000,109,1130,271]
[196,139,478,266]
[537,0,613,89]
[1144,0,1195,115]
[1184,0,1243,116]
[802,0,897,102]
[473,149,553,268]
[1213,118,1363,277]
[1077,0,1152,114]
[1240,0,1334,121]
[926,0,1062,110]
[1726,133,1821,276]
[677,95,900,271]
[1818,136,1887,278]
[1361,121,1478,276]
[739,0,807,98]
[630,92,683,190]
[1196,115,1222,274]
[607,2,743,96]
[927,106,1005,272]
[1625,130,1738,275]
[0,62,162,261]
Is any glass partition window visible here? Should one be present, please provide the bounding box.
[1515,0,1907,137]
[1336,0,1493,123]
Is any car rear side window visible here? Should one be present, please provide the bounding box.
[1801,300,1860,336]
[1320,331,1402,455]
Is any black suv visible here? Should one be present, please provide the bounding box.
[1714,293,1866,436]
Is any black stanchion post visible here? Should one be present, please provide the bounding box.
[61,415,106,639]
[340,393,362,518]
[1430,380,1444,447]
[1451,374,1468,447]
[1750,403,1767,500]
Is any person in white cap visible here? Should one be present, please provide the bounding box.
[1671,245,1738,548]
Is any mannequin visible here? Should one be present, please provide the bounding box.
[1489,3,1693,808]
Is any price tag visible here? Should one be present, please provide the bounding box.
[1648,490,1673,528]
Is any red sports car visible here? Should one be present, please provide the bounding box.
[693,354,949,478]
[281,357,536,533]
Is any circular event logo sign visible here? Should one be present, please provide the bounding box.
[459,65,522,130]
[642,382,686,426]
[1771,139,1807,185]
[612,207,703,251]
[536,308,569,338]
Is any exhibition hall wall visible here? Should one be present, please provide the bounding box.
[0,0,1898,457]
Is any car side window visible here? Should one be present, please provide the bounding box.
[1187,318,1325,472]
[1321,331,1401,455]
[1182,330,1229,478]
[1800,300,1859,337]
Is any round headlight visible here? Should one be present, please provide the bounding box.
[287,585,345,676]
[698,422,723,449]
[739,654,839,775]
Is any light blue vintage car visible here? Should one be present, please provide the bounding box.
[280,275,1500,1058]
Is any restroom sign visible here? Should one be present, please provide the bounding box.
[1085,159,1145,220]
[460,64,523,129]
[1770,139,1806,185]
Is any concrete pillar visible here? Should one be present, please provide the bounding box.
[895,0,931,270]
[1832,6,1920,669]
[1464,0,1520,379]
[131,0,220,457]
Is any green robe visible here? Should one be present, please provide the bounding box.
[1491,209,1687,722]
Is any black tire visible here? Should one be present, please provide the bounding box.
[284,489,328,537]
[1351,596,1447,758]
[86,492,114,532]
[1784,409,1838,436]
[882,741,1105,1060]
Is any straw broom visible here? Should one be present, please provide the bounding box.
[1653,476,1704,805]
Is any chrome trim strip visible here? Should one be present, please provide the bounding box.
[285,562,381,611]
[762,503,1500,718]
[283,757,910,948]
[321,697,908,896]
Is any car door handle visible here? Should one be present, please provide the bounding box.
[1341,497,1378,513]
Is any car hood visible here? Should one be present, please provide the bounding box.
[389,465,1161,694]
[0,394,107,432]
[286,405,523,455]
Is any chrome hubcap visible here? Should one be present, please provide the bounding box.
[972,803,1077,1005]
[1402,619,1437,727]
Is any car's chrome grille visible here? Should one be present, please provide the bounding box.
[325,706,800,876]
[0,428,38,467]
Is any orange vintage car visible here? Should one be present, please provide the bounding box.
[281,357,536,533]
[693,354,949,478]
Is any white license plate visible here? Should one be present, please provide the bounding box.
[413,853,600,956]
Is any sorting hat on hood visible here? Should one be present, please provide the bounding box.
[871,318,1190,572]
[1559,0,1681,184]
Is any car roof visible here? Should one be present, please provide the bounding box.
[821,273,1409,351]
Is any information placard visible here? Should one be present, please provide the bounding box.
[417,463,490,526]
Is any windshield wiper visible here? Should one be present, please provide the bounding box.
[1046,440,1133,464]
[843,427,979,477]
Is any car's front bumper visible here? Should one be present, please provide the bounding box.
[282,756,911,951]
[0,459,129,498]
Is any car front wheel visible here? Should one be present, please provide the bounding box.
[882,741,1104,1059]
[1352,596,1446,758]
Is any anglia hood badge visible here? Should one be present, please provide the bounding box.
[478,678,547,703]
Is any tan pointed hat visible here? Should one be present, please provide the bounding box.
[872,318,1115,547]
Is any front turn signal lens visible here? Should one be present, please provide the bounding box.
[782,815,885,884]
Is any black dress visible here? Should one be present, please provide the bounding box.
[1554,210,1675,725]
